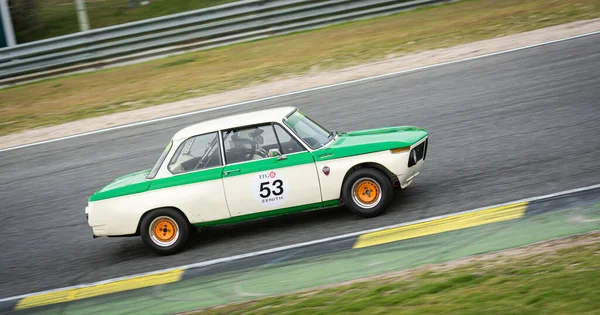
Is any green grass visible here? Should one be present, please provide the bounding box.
[192,236,600,314]
[16,0,238,43]
[2,0,600,136]
[156,57,199,69]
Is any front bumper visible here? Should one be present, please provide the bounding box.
[397,137,427,188]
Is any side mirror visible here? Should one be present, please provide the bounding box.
[269,149,288,160]
[268,148,282,157]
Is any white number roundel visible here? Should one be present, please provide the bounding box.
[252,170,288,207]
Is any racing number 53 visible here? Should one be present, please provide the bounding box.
[259,180,284,198]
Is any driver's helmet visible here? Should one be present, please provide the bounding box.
[252,133,264,150]
[231,128,264,150]
[245,128,264,150]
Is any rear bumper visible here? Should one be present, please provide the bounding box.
[86,204,107,238]
[91,225,108,238]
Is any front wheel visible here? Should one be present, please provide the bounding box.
[140,208,190,255]
[342,168,394,218]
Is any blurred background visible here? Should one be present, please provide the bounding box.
[0,0,599,314]
[7,0,238,44]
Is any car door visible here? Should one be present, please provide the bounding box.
[149,132,231,224]
[221,123,322,217]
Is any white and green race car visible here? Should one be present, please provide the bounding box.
[86,107,428,255]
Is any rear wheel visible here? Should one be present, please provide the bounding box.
[342,168,393,218]
[140,208,189,255]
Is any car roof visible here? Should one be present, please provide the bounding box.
[173,106,297,140]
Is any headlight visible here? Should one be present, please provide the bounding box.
[408,149,417,167]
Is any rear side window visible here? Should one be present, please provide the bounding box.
[168,132,221,174]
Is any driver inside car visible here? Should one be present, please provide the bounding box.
[230,128,268,161]
[249,129,268,159]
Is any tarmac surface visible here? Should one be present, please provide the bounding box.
[0,33,599,299]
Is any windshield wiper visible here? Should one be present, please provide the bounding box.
[315,130,337,149]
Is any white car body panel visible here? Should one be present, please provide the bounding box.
[172,107,297,141]
[315,137,426,202]
[222,158,322,216]
[88,177,229,236]
[86,106,428,239]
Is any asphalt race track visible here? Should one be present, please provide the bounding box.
[1,34,599,299]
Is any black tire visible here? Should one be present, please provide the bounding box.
[342,168,394,218]
[140,208,190,256]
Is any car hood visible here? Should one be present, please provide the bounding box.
[89,169,152,202]
[314,126,427,161]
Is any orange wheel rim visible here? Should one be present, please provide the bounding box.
[152,218,177,242]
[354,179,379,204]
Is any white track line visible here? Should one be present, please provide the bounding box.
[1,182,599,303]
[1,30,599,153]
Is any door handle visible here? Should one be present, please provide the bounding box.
[277,154,288,161]
[223,169,241,175]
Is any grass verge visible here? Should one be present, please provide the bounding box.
[188,233,600,314]
[2,0,600,136]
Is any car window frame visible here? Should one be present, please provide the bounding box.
[282,109,333,150]
[166,131,224,176]
[147,140,173,179]
[221,122,310,166]
[221,123,276,166]
[272,122,307,155]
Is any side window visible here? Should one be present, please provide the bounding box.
[222,124,279,164]
[274,124,305,154]
[168,132,221,174]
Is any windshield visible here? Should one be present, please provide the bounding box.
[284,110,332,149]
[147,140,172,179]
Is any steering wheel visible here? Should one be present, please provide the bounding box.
[255,147,268,158]
[234,139,257,161]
